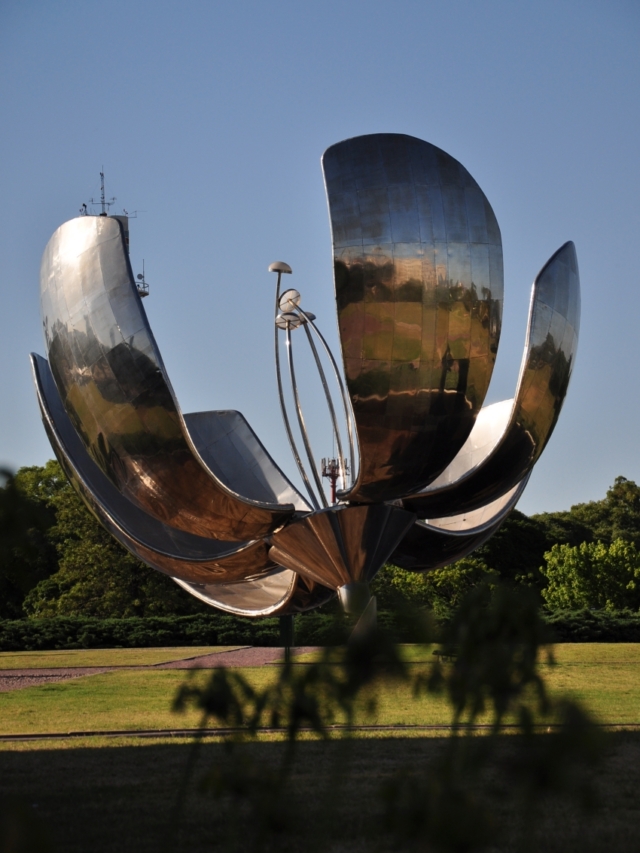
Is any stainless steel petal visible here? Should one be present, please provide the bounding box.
[403,242,580,517]
[31,352,276,584]
[322,134,503,502]
[40,216,295,540]
[173,571,335,617]
[183,411,310,511]
[390,476,528,572]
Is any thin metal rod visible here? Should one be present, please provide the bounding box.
[285,326,328,507]
[305,317,356,491]
[274,273,319,510]
[298,310,347,493]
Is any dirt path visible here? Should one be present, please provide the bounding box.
[0,668,111,693]
[156,646,319,669]
[0,647,321,692]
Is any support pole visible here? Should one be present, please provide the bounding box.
[279,614,294,663]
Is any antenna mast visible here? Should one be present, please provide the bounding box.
[89,167,116,216]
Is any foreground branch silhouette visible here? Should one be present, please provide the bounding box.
[170,583,604,852]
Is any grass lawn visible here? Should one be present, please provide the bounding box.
[0,646,244,669]
[1,645,640,851]
[0,644,639,736]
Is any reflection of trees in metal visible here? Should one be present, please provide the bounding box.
[324,135,504,502]
[403,241,580,520]
[31,134,579,617]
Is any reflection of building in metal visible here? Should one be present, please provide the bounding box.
[31,133,580,619]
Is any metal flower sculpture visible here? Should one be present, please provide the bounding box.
[31,134,580,619]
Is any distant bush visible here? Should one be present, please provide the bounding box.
[0,613,352,651]
[0,615,269,652]
[544,608,640,642]
[1,607,640,651]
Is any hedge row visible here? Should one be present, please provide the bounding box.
[544,609,640,642]
[0,609,639,651]
[0,612,405,652]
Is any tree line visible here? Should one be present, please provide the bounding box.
[2,460,640,620]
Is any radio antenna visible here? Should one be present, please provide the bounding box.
[89,168,116,216]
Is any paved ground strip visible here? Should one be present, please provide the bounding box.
[0,647,321,692]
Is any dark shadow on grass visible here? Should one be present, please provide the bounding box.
[0,734,639,853]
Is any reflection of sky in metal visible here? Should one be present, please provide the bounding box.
[323,134,503,502]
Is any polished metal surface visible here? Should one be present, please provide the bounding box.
[175,570,335,617]
[183,410,310,511]
[279,289,301,312]
[41,216,296,540]
[269,503,416,590]
[276,312,302,330]
[272,262,319,509]
[323,133,504,503]
[31,353,276,584]
[303,313,356,485]
[285,324,327,505]
[35,349,333,613]
[301,319,347,489]
[338,582,373,615]
[33,137,580,619]
[173,570,298,618]
[403,242,580,517]
[390,477,528,571]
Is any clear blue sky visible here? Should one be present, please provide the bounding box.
[1,0,638,516]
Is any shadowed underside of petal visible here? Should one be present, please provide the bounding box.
[402,241,580,518]
[40,216,298,540]
[323,133,503,503]
[389,476,529,571]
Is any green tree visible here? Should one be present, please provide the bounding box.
[536,476,640,550]
[372,558,498,618]
[475,509,551,588]
[6,460,207,619]
[541,538,640,611]
[0,467,57,618]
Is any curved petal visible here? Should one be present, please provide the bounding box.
[173,571,335,618]
[323,133,504,502]
[184,411,310,511]
[389,476,529,572]
[40,216,298,539]
[403,242,580,517]
[31,352,276,584]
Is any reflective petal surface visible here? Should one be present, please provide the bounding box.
[184,411,310,511]
[32,139,581,619]
[31,352,276,584]
[323,133,503,502]
[40,216,296,540]
[174,571,335,617]
[402,242,580,517]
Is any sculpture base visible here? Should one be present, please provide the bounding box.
[351,595,377,641]
[338,582,371,615]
